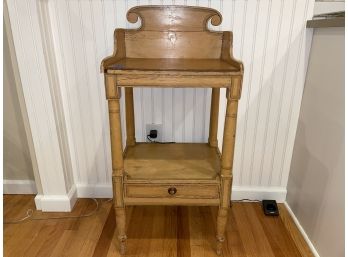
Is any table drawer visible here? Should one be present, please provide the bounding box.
[125,184,219,199]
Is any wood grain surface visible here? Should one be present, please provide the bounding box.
[115,74,233,88]
[101,6,243,74]
[124,32,223,59]
[126,5,222,32]
[107,58,239,72]
[124,143,220,180]
[4,195,314,257]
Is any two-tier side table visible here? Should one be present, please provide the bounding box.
[101,5,243,255]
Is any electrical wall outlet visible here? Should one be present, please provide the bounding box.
[146,124,163,142]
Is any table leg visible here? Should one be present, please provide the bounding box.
[125,87,136,146]
[105,75,127,254]
[115,207,127,254]
[216,78,240,255]
[208,88,220,147]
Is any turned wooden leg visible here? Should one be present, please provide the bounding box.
[216,175,233,255]
[115,207,127,254]
[208,88,220,147]
[112,175,127,254]
[216,78,241,255]
[125,87,136,146]
[216,208,228,255]
[105,75,127,254]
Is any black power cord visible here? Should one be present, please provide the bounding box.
[146,134,175,144]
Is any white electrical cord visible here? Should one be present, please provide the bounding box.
[4,198,112,224]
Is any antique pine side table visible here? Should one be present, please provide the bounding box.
[101,5,243,255]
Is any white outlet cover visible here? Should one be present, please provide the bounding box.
[146,124,163,142]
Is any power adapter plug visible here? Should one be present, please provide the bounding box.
[149,129,158,139]
[262,200,279,216]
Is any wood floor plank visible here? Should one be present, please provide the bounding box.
[24,199,88,257]
[232,203,261,257]
[4,198,29,243]
[245,203,277,257]
[129,206,154,256]
[24,222,61,257]
[149,206,166,257]
[5,221,43,257]
[200,207,220,257]
[92,207,116,257]
[49,230,75,257]
[4,196,42,257]
[161,207,177,257]
[177,207,190,257]
[252,204,302,257]
[77,201,112,257]
[4,194,29,217]
[188,206,205,257]
[224,205,247,257]
[4,195,314,257]
[278,204,315,257]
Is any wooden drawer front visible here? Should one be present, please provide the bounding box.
[126,184,219,199]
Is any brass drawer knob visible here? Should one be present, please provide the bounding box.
[168,187,177,195]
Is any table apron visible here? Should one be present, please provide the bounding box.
[115,74,232,88]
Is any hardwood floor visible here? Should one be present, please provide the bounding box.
[3,195,314,257]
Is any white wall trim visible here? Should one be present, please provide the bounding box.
[76,184,113,198]
[4,3,43,195]
[284,202,320,257]
[2,180,287,203]
[6,0,77,212]
[34,184,77,212]
[232,186,287,202]
[3,180,37,194]
[74,184,286,202]
[34,194,43,210]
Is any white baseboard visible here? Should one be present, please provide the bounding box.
[4,181,285,210]
[75,184,287,202]
[76,183,113,198]
[34,185,77,212]
[284,202,320,257]
[3,179,37,194]
[232,186,287,202]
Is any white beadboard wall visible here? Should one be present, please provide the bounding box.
[40,0,313,199]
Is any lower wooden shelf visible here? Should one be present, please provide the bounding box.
[124,143,221,181]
